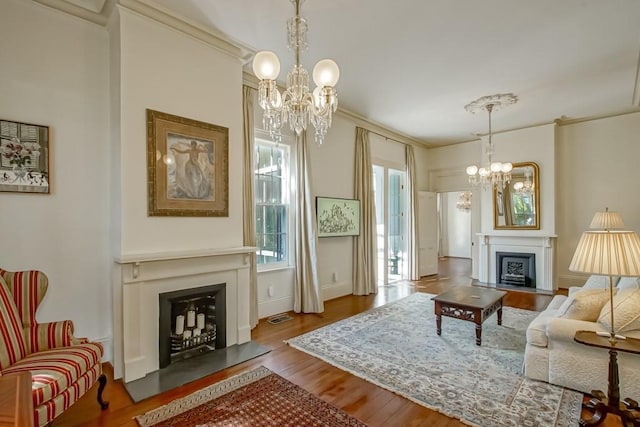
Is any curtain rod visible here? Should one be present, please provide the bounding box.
[362,127,407,146]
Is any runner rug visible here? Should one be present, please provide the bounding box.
[135,365,367,426]
[286,292,582,427]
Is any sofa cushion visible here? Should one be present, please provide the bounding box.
[583,275,620,289]
[1,342,103,406]
[526,295,567,347]
[0,276,28,370]
[598,288,640,333]
[617,277,640,290]
[557,289,614,322]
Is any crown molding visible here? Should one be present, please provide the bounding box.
[118,0,254,62]
[33,0,255,62]
[33,0,115,25]
[555,107,640,127]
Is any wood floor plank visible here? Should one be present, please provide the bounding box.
[51,258,620,426]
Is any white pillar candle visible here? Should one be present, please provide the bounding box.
[193,328,201,337]
[187,310,196,328]
[175,315,185,335]
[183,329,192,340]
[197,313,205,330]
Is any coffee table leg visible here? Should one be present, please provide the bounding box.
[497,301,503,326]
[474,311,482,346]
[435,301,442,336]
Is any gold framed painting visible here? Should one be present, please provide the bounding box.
[147,109,228,217]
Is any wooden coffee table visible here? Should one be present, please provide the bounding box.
[432,287,507,345]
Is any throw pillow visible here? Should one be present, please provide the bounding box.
[557,288,614,322]
[598,288,640,333]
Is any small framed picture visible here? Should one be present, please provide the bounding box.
[0,119,50,194]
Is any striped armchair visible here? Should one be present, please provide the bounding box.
[0,268,108,426]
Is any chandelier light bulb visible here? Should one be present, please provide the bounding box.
[252,51,281,80]
[466,165,478,176]
[501,162,513,173]
[312,59,340,87]
[478,167,489,177]
[514,182,524,190]
[490,162,503,173]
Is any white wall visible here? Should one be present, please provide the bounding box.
[117,8,244,255]
[556,112,640,286]
[0,0,111,349]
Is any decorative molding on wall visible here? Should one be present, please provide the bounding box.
[633,47,640,107]
[427,166,472,193]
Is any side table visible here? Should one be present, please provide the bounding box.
[574,330,640,426]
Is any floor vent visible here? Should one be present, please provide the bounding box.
[267,313,293,325]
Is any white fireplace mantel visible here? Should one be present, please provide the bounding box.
[477,234,557,291]
[112,246,255,382]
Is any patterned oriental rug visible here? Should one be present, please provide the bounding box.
[135,365,367,426]
[286,292,582,427]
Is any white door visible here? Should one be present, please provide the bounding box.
[418,191,438,276]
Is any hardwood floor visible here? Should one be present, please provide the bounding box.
[53,258,620,426]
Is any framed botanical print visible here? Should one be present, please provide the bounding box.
[0,119,50,194]
[147,109,228,217]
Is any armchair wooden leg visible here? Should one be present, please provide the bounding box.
[97,374,109,410]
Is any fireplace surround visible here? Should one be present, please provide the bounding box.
[113,247,255,382]
[478,234,556,291]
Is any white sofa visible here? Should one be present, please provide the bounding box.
[524,275,640,397]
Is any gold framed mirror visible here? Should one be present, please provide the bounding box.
[493,162,540,230]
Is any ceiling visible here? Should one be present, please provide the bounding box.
[50,0,640,146]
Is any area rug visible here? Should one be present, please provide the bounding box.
[135,365,367,426]
[286,292,582,427]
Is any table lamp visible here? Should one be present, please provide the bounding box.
[568,208,640,343]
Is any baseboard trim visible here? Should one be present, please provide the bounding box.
[322,281,352,301]
[258,296,293,319]
[94,335,113,364]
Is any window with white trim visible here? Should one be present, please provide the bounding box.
[255,139,290,268]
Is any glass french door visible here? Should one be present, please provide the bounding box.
[373,165,408,285]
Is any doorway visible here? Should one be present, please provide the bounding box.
[373,165,408,285]
[437,192,472,259]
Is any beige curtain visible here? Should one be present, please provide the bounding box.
[353,127,378,295]
[294,131,324,313]
[503,184,513,226]
[242,85,259,328]
[406,144,420,280]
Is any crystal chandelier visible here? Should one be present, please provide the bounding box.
[513,169,534,195]
[252,0,340,145]
[456,191,472,211]
[465,93,518,190]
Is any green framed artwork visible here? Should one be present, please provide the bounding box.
[316,196,360,237]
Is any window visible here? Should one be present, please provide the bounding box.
[255,139,290,268]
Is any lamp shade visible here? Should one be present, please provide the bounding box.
[252,51,280,80]
[569,230,640,276]
[312,59,340,87]
[590,210,624,230]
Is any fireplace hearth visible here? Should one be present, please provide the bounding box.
[158,283,226,369]
[496,252,536,288]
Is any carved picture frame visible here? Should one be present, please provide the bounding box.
[147,109,228,217]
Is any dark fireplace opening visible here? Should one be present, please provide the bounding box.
[158,283,226,369]
[496,252,536,288]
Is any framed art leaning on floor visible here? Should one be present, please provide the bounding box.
[147,109,229,217]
